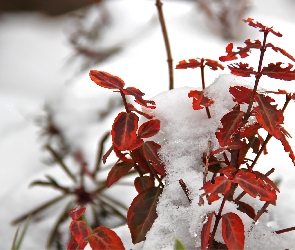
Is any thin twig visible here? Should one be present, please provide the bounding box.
[276,226,295,234]
[155,0,174,90]
[179,179,192,204]
[203,141,211,185]
[93,131,110,177]
[45,144,77,183]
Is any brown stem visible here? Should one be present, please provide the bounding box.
[120,90,130,113]
[208,192,228,249]
[254,201,270,223]
[200,62,211,119]
[155,0,174,90]
[45,144,77,183]
[243,32,268,125]
[203,141,211,185]
[179,179,192,204]
[276,226,295,234]
[93,131,110,177]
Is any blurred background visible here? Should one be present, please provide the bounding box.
[1,0,295,249]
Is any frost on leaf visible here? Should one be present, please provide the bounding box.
[188,90,214,110]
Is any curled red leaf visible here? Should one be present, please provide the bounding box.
[188,90,214,110]
[89,70,125,90]
[243,17,282,37]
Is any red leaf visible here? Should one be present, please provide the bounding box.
[233,171,277,201]
[122,87,155,108]
[229,85,253,104]
[222,213,245,250]
[142,141,165,176]
[266,43,295,63]
[207,193,221,203]
[127,187,162,244]
[134,176,155,193]
[112,112,139,151]
[106,161,134,187]
[176,59,202,69]
[130,148,151,174]
[89,70,125,90]
[69,220,90,248]
[138,119,160,138]
[204,59,224,70]
[237,201,256,219]
[279,135,295,166]
[69,207,86,221]
[201,212,215,250]
[243,17,282,37]
[215,110,245,147]
[254,94,284,139]
[228,63,257,77]
[262,62,295,81]
[67,237,81,250]
[201,176,232,196]
[240,123,262,138]
[88,226,125,250]
[219,39,261,62]
[188,90,214,110]
[127,103,154,119]
[128,138,144,151]
[254,171,280,192]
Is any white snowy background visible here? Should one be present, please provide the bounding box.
[1,0,295,249]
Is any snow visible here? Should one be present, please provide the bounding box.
[1,0,295,249]
[143,75,295,249]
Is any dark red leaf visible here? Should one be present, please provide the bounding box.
[237,201,256,219]
[88,226,125,250]
[142,141,165,176]
[112,112,139,151]
[219,166,237,175]
[229,85,253,104]
[188,90,214,110]
[106,161,134,187]
[201,212,215,250]
[176,59,202,69]
[262,62,295,81]
[138,119,161,138]
[130,148,151,174]
[279,134,295,166]
[240,123,262,138]
[127,103,154,119]
[254,94,284,139]
[204,59,224,70]
[243,17,282,37]
[69,207,86,221]
[127,187,162,244]
[233,171,277,201]
[89,70,125,90]
[69,220,90,248]
[122,87,155,108]
[219,39,261,62]
[222,212,245,250]
[228,63,257,77]
[134,176,155,193]
[67,237,81,250]
[201,176,232,196]
[128,138,144,151]
[254,171,280,192]
[266,43,295,63]
[215,110,245,147]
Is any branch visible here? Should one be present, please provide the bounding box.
[155,0,174,90]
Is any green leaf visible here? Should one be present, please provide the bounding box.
[174,239,187,250]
